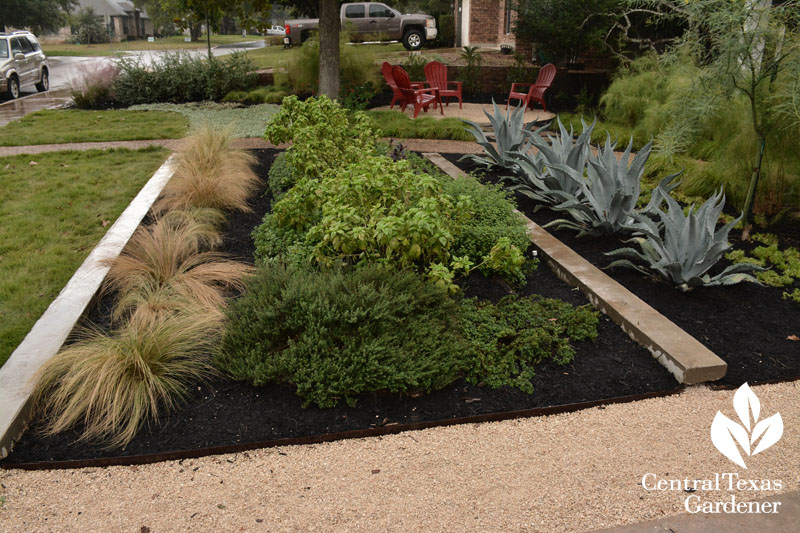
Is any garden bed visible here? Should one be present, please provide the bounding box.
[442,153,800,387]
[2,148,681,466]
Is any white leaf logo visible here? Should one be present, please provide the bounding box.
[710,382,783,468]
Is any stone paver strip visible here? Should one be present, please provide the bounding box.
[0,156,176,458]
[423,152,727,384]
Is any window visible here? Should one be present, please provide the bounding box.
[17,37,33,54]
[505,2,513,34]
[345,5,365,18]
[0,40,8,59]
[10,38,23,55]
[369,4,392,17]
[26,36,41,52]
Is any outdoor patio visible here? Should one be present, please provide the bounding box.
[370,101,555,125]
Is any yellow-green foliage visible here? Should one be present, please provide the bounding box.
[725,234,800,287]
[284,34,379,96]
[264,95,378,180]
[598,51,800,220]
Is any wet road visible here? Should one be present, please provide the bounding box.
[0,41,265,127]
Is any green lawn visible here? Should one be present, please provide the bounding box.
[0,109,188,146]
[43,35,264,56]
[366,110,472,141]
[0,147,170,367]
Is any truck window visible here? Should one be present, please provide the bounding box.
[26,36,42,52]
[10,38,23,55]
[0,40,8,59]
[345,5,365,18]
[16,37,33,54]
[369,4,393,17]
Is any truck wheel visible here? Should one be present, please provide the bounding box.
[7,75,20,99]
[36,68,49,92]
[403,29,423,51]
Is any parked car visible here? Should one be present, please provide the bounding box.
[284,2,437,51]
[0,31,49,99]
[266,25,286,36]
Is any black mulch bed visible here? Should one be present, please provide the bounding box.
[3,148,679,465]
[441,153,800,387]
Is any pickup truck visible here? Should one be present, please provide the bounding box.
[284,2,437,51]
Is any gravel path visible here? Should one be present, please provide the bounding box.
[0,138,482,157]
[1,381,797,532]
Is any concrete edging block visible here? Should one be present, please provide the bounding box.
[422,152,727,386]
[0,156,176,458]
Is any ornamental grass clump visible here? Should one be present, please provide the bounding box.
[31,311,220,449]
[154,127,259,214]
[104,210,252,323]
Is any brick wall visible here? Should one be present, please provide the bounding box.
[468,0,500,44]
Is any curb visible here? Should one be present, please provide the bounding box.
[0,156,176,458]
[422,152,727,385]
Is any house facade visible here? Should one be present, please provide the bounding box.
[74,0,153,41]
[454,0,532,56]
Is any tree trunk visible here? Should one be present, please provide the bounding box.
[318,0,340,99]
[190,23,202,42]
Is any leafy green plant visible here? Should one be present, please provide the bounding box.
[218,263,466,408]
[725,235,800,287]
[400,53,427,82]
[460,45,483,95]
[154,127,259,214]
[783,288,800,305]
[266,152,296,200]
[264,95,378,181]
[606,190,762,291]
[459,295,599,392]
[460,101,538,171]
[32,312,219,448]
[339,81,379,110]
[112,51,257,106]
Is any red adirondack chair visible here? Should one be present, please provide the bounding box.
[391,65,443,118]
[382,62,424,110]
[424,61,462,109]
[506,63,557,112]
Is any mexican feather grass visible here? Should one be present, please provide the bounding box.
[32,312,220,448]
[154,126,259,213]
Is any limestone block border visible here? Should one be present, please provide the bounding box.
[422,152,727,385]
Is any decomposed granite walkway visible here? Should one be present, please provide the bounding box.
[1,381,798,532]
[0,138,483,157]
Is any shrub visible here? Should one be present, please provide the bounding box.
[459,295,599,392]
[460,46,483,95]
[264,95,378,181]
[70,62,120,109]
[218,263,466,407]
[112,51,258,107]
[284,34,379,96]
[70,7,111,45]
[442,176,531,281]
[222,87,289,105]
[154,127,259,213]
[366,110,472,141]
[104,210,252,322]
[32,311,219,448]
[266,152,296,200]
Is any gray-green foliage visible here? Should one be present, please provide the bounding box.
[506,116,595,204]
[606,189,763,291]
[218,263,466,408]
[128,102,279,139]
[545,137,656,237]
[460,101,538,171]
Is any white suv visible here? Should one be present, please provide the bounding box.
[0,31,50,100]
